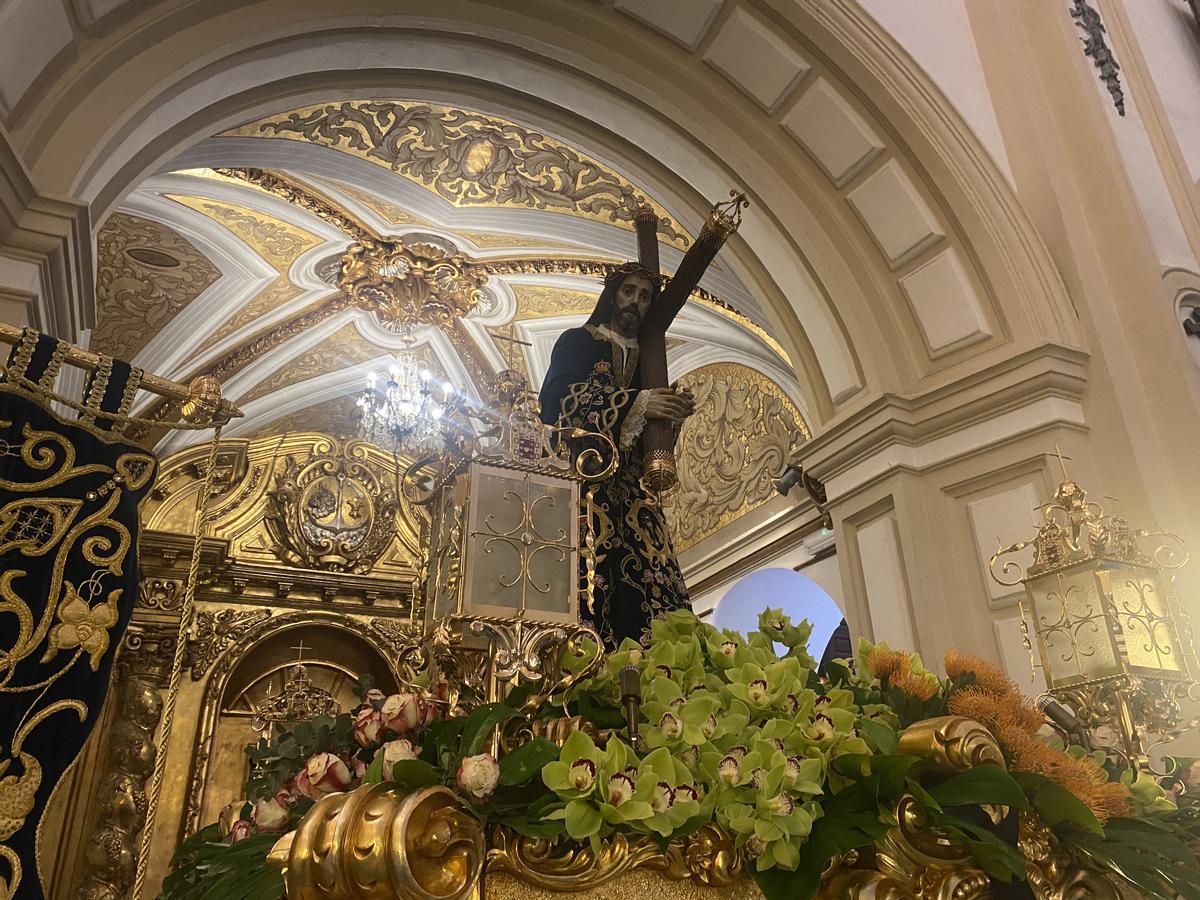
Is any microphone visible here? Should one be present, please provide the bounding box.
[619,665,642,746]
[1038,696,1092,751]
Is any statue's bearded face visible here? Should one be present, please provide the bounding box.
[610,273,654,337]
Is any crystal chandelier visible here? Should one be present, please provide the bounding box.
[357,355,453,455]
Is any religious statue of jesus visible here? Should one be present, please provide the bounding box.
[538,262,696,647]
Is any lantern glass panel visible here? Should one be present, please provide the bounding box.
[461,463,578,624]
[1028,566,1120,685]
[1100,563,1183,674]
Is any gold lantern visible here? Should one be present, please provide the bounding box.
[991,468,1199,767]
[401,370,612,709]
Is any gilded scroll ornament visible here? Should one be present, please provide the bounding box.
[267,784,485,899]
[225,101,688,249]
[666,364,807,550]
[339,238,488,333]
[188,608,272,679]
[91,213,221,362]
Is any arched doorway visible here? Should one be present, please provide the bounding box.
[711,568,846,662]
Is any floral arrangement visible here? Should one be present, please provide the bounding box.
[161,609,1200,900]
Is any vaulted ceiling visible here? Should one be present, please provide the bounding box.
[94,99,802,460]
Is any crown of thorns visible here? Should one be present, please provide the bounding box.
[602,262,662,289]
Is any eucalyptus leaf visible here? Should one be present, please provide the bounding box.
[459,703,516,757]
[498,738,560,786]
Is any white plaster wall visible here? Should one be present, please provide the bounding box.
[1124,0,1200,185]
[855,0,1014,185]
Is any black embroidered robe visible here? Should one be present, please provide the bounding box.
[538,325,689,648]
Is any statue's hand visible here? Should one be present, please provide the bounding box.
[645,387,693,423]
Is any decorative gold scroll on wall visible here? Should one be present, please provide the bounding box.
[223,101,690,249]
[143,432,423,580]
[667,363,809,552]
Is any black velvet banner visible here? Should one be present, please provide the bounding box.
[0,330,156,899]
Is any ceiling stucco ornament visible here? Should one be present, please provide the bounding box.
[223,101,689,249]
[340,237,489,333]
[91,213,222,360]
[666,363,809,552]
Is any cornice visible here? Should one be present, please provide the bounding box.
[799,343,1089,500]
[0,132,92,337]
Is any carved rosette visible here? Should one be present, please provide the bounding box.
[267,784,485,899]
[340,238,488,333]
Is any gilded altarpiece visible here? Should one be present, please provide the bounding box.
[53,433,426,898]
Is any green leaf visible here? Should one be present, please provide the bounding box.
[459,703,516,758]
[498,738,560,786]
[362,750,385,785]
[1012,771,1102,835]
[930,810,1027,883]
[577,693,626,729]
[391,759,441,789]
[857,717,898,755]
[753,864,818,900]
[928,765,1029,811]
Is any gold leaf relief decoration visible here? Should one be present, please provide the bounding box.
[223,101,688,249]
[318,178,430,228]
[512,285,597,320]
[238,324,396,404]
[193,278,310,358]
[665,364,809,552]
[249,395,373,440]
[456,231,597,252]
[91,213,222,360]
[164,196,324,360]
[165,196,321,270]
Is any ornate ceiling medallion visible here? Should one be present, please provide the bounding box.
[340,237,488,333]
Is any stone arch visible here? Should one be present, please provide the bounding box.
[5,0,1082,431]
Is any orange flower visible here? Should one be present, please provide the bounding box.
[891,658,939,701]
[945,656,1133,823]
[868,647,908,681]
[944,650,1020,699]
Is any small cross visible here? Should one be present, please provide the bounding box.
[290,639,310,663]
[1052,444,1072,483]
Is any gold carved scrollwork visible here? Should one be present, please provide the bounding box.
[1019,814,1122,899]
[487,823,744,892]
[188,609,272,680]
[666,365,808,551]
[267,784,485,900]
[340,238,488,333]
[227,101,688,249]
[91,213,222,361]
[896,716,1008,772]
[264,438,402,574]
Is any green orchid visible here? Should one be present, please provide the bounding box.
[541,730,603,800]
[757,608,817,668]
[640,678,722,749]
[631,747,703,837]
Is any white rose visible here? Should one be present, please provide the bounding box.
[251,797,289,832]
[382,738,420,776]
[380,693,422,734]
[455,752,500,800]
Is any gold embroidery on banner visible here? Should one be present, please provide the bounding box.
[0,499,82,557]
[43,583,120,670]
[78,356,113,430]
